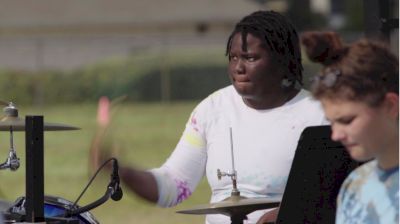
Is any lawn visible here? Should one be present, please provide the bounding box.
[0,102,211,223]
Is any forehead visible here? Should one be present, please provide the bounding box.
[321,98,369,118]
[230,32,266,52]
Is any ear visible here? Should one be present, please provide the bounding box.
[384,92,399,119]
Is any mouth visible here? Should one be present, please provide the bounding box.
[344,143,358,150]
[233,76,250,83]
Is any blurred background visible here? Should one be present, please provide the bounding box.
[0,0,398,223]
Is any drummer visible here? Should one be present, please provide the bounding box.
[301,31,399,223]
[117,11,327,223]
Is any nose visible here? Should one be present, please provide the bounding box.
[234,59,245,74]
[330,125,345,142]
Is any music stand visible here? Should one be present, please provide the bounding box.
[275,125,360,224]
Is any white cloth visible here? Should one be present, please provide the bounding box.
[150,85,327,223]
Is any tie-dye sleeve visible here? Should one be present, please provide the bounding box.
[149,101,208,207]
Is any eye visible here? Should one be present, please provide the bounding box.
[229,55,238,61]
[245,55,257,62]
[337,116,355,125]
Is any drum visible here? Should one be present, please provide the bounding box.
[0,199,12,212]
[4,195,99,224]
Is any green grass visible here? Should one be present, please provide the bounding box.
[0,102,211,223]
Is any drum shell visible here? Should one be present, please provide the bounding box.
[2,195,99,224]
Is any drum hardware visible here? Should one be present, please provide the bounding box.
[0,101,80,132]
[0,108,113,223]
[177,128,281,224]
[1,116,82,223]
[0,199,12,212]
[216,127,240,197]
[0,102,20,171]
[176,196,281,224]
[4,195,98,224]
[3,158,122,224]
[0,102,80,172]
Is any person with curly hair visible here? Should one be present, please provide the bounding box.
[302,31,399,224]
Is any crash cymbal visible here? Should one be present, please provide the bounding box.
[0,116,80,131]
[176,195,281,217]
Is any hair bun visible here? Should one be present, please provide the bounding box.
[301,31,345,65]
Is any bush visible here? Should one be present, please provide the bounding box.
[0,50,229,105]
[0,48,322,106]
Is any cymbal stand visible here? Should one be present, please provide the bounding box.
[217,127,240,197]
[0,127,20,171]
[0,102,20,171]
[3,116,79,223]
[217,128,245,224]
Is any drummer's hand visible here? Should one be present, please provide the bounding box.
[256,207,279,224]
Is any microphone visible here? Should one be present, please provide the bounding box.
[66,158,124,217]
[110,159,123,201]
[111,186,123,201]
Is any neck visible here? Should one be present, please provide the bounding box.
[243,88,300,110]
[377,128,399,170]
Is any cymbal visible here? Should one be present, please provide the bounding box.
[176,195,281,217]
[0,116,80,131]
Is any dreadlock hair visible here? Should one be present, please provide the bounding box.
[225,10,303,86]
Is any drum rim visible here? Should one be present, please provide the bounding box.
[43,195,99,224]
[5,195,99,224]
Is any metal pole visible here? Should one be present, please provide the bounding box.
[25,116,45,222]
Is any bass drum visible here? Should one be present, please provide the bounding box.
[5,195,99,224]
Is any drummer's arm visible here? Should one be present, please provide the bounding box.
[256,207,280,224]
[119,166,159,203]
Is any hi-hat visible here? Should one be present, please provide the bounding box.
[0,116,80,131]
[0,101,80,131]
[176,195,281,217]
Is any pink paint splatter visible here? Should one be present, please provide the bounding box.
[175,179,192,203]
[190,113,199,132]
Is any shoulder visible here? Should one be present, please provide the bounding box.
[348,161,376,179]
[291,89,323,109]
[339,161,376,195]
[194,85,237,111]
[187,85,237,123]
[205,85,236,103]
[283,89,327,124]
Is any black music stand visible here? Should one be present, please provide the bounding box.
[275,125,360,224]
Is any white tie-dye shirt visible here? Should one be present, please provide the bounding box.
[150,85,327,224]
[336,160,399,224]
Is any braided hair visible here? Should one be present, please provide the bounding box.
[226,10,303,86]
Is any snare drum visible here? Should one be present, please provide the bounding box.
[5,195,99,224]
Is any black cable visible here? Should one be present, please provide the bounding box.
[67,187,114,217]
[71,157,116,208]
